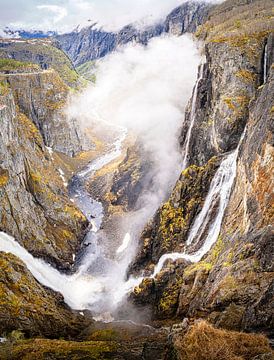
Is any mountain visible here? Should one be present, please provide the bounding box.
[2,28,57,39]
[128,0,274,334]
[55,1,211,66]
[0,38,83,88]
[0,0,273,358]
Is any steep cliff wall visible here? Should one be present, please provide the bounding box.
[0,252,89,337]
[130,0,274,334]
[3,69,90,156]
[0,84,88,269]
[56,1,211,66]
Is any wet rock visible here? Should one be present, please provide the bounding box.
[129,2,274,335]
[3,69,90,156]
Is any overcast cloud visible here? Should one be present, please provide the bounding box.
[0,0,222,34]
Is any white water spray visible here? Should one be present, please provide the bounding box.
[263,42,268,83]
[117,233,131,254]
[150,128,247,277]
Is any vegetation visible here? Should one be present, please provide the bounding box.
[0,338,117,360]
[0,169,9,187]
[175,321,273,360]
[0,59,39,72]
[76,60,97,83]
[0,79,9,95]
[196,0,273,63]
[0,39,81,88]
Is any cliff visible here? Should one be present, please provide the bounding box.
[0,82,88,269]
[0,38,81,88]
[3,68,90,156]
[130,0,274,335]
[56,1,211,67]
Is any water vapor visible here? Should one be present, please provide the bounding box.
[69,34,201,219]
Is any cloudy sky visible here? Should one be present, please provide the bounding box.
[0,0,220,34]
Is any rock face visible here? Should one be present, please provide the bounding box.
[0,252,89,338]
[130,0,274,335]
[56,1,211,66]
[0,38,81,88]
[0,84,88,269]
[4,69,89,156]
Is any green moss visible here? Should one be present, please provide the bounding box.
[0,79,9,95]
[88,329,119,341]
[0,338,118,360]
[159,201,186,250]
[208,236,225,264]
[76,61,97,83]
[18,113,43,145]
[184,261,213,277]
[158,278,183,315]
[0,59,39,72]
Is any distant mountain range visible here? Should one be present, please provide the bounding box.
[1,1,211,67]
[2,28,57,39]
[55,1,211,66]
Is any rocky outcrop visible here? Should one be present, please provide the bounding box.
[0,84,88,269]
[108,142,153,212]
[0,252,90,338]
[0,38,81,88]
[56,1,211,66]
[129,0,274,335]
[3,69,90,156]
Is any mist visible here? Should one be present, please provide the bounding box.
[67,34,202,313]
[0,34,202,319]
[68,34,200,214]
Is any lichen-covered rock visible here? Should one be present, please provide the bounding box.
[109,142,153,212]
[129,1,274,334]
[0,321,175,360]
[131,156,219,272]
[0,252,90,338]
[3,69,90,156]
[0,87,88,269]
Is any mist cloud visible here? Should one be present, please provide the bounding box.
[68,34,201,223]
[66,34,202,313]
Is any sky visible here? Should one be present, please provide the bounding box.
[0,0,221,34]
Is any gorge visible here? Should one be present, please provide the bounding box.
[0,0,273,359]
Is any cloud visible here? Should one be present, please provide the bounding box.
[37,5,68,24]
[1,0,223,34]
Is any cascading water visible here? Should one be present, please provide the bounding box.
[263,42,268,83]
[181,63,204,169]
[149,128,247,278]
[0,123,133,315]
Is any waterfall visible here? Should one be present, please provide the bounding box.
[182,63,204,169]
[149,128,246,277]
[263,42,268,84]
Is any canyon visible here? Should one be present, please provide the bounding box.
[0,0,273,359]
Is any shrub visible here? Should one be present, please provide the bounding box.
[175,321,273,360]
